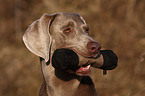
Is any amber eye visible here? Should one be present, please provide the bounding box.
[85,27,89,33]
[63,27,72,33]
[86,28,89,32]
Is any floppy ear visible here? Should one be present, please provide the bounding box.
[23,13,57,62]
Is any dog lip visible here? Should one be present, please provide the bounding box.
[63,47,99,58]
[91,52,101,59]
[71,48,101,59]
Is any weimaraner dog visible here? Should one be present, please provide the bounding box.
[23,13,118,96]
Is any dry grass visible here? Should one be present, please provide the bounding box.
[0,0,145,96]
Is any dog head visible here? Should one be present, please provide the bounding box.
[23,13,118,76]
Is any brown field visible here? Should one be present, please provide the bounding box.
[0,0,145,96]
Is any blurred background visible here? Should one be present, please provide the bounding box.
[0,0,145,96]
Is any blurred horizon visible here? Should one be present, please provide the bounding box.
[0,0,145,96]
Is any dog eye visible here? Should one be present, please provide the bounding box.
[86,28,89,32]
[63,27,72,33]
[84,27,89,34]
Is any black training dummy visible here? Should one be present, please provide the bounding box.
[99,50,118,70]
[52,49,79,72]
[52,49,118,72]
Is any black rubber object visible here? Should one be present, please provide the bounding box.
[52,49,79,71]
[52,49,118,71]
[99,50,118,70]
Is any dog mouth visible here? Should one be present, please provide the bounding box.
[76,65,91,76]
[71,49,101,76]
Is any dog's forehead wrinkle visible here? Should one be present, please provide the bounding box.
[56,13,84,25]
[53,17,75,29]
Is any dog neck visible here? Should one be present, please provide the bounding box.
[40,58,98,96]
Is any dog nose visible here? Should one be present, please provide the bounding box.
[87,41,101,54]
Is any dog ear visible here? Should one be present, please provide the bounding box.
[23,13,57,62]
